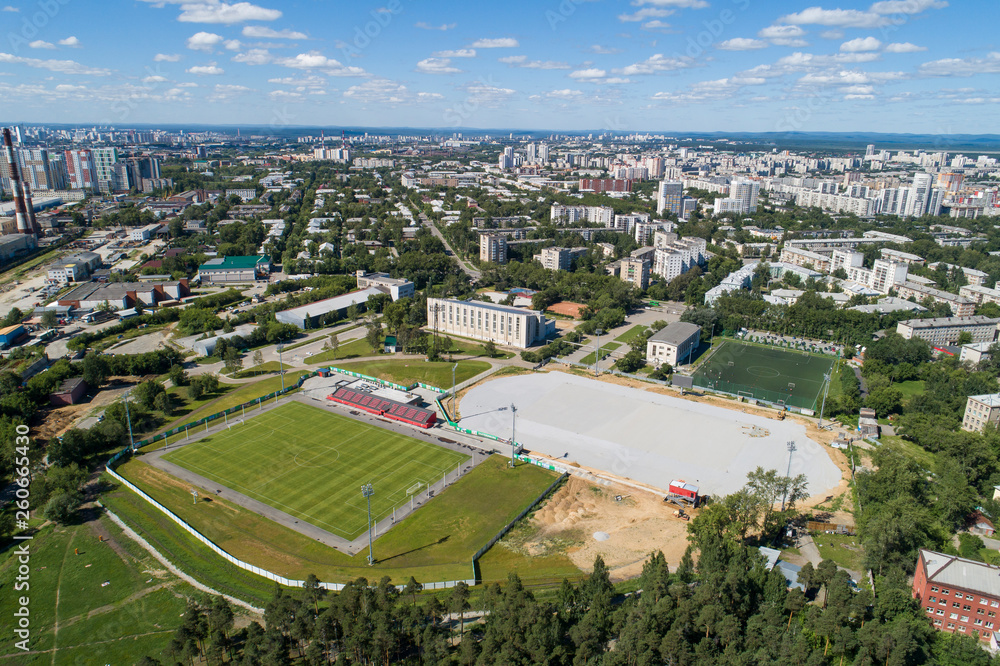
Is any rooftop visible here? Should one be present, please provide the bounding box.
[649,321,701,346]
[969,394,1000,407]
[199,255,269,271]
[434,297,542,317]
[919,549,1000,598]
[899,316,1000,329]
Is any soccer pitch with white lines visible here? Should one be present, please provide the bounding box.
[161,401,468,540]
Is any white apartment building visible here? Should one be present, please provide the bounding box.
[618,256,650,290]
[550,205,613,226]
[832,249,864,273]
[715,179,760,215]
[960,284,1000,307]
[928,262,989,286]
[129,223,161,242]
[896,316,1000,346]
[611,212,650,234]
[538,246,586,271]
[479,233,508,265]
[794,189,877,217]
[845,259,908,295]
[894,282,975,317]
[426,297,554,349]
[962,394,1000,433]
[880,248,925,266]
[652,237,707,282]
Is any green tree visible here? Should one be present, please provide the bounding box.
[40,310,58,328]
[223,346,243,374]
[154,391,173,416]
[43,491,82,524]
[168,364,187,387]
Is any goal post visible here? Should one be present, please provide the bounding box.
[738,390,754,401]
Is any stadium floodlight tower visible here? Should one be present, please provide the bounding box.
[362,483,375,565]
[780,441,797,511]
[594,329,603,376]
[123,388,136,453]
[277,344,285,392]
[451,362,458,418]
[818,372,832,428]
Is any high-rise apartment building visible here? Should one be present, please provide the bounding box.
[479,233,508,265]
[65,149,95,190]
[656,180,683,217]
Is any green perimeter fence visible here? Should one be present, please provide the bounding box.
[103,365,563,597]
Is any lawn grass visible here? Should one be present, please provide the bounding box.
[157,370,310,435]
[895,379,926,399]
[280,325,361,352]
[0,515,195,663]
[333,358,492,389]
[229,360,283,378]
[614,325,649,344]
[305,336,375,364]
[812,533,864,572]
[879,433,937,471]
[111,454,559,585]
[580,341,621,366]
[162,401,469,539]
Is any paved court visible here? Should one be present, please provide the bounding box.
[458,372,843,498]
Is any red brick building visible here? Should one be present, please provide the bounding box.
[912,549,1000,642]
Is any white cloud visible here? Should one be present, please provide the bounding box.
[618,7,673,21]
[870,0,947,14]
[186,63,225,75]
[416,57,461,74]
[460,81,517,106]
[819,30,843,39]
[343,78,410,104]
[2,5,18,11]
[268,89,302,98]
[546,89,583,99]
[176,82,199,87]
[278,52,368,76]
[224,39,242,50]
[840,36,882,52]
[779,7,890,28]
[211,83,252,99]
[590,45,622,54]
[0,52,110,75]
[616,53,689,75]
[154,53,182,62]
[187,31,224,51]
[177,2,282,24]
[433,49,476,58]
[29,40,56,50]
[232,48,272,64]
[267,75,325,86]
[717,38,768,51]
[143,74,168,83]
[844,93,875,99]
[58,36,81,47]
[885,42,926,53]
[416,22,456,31]
[469,37,518,48]
[498,55,570,69]
[642,20,673,30]
[569,68,607,80]
[242,26,307,39]
[919,52,1000,77]
[842,84,875,94]
[757,24,809,47]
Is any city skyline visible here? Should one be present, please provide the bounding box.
[0,0,997,132]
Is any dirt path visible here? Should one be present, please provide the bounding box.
[58,581,178,629]
[50,525,79,666]
[0,630,175,660]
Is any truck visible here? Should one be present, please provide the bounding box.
[664,479,700,508]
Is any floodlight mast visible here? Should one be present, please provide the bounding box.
[780,441,796,511]
[362,483,374,565]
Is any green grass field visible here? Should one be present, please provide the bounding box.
[162,401,468,540]
[692,340,834,410]
[333,358,492,389]
[580,341,621,366]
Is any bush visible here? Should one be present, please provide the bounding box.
[43,491,82,524]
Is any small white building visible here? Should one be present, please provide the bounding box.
[963,394,1000,433]
[646,321,701,368]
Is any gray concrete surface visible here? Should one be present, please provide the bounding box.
[458,371,843,498]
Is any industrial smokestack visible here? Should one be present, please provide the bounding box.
[21,180,39,235]
[2,127,31,235]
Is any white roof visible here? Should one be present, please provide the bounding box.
[920,549,1000,597]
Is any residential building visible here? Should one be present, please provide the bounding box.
[845,260,909,295]
[962,395,1000,433]
[880,248,925,266]
[275,287,384,329]
[656,180,683,217]
[550,204,613,226]
[538,246,586,271]
[226,188,257,201]
[960,342,994,366]
[354,271,415,300]
[608,256,650,290]
[197,255,271,284]
[64,149,95,190]
[579,178,631,193]
[780,246,831,273]
[426,297,554,349]
[929,262,989,286]
[129,223,161,242]
[90,147,118,192]
[960,284,1000,307]
[896,316,1000,346]
[715,179,760,214]
[646,321,701,368]
[831,249,864,273]
[611,212,650,234]
[894,282,975,316]
[705,262,759,305]
[479,233,508,265]
[912,548,1000,642]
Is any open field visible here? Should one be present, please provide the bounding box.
[109,454,558,585]
[459,371,843,498]
[693,340,834,410]
[162,401,468,539]
[305,336,376,364]
[0,515,197,663]
[580,341,621,366]
[333,358,492,389]
[614,325,650,344]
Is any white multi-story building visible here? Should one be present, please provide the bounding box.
[715,179,760,215]
[832,249,864,273]
[962,394,1000,433]
[960,284,1000,307]
[611,212,650,234]
[845,259,908,295]
[479,233,508,265]
[780,246,831,273]
[894,282,975,316]
[646,322,701,368]
[426,297,554,349]
[91,147,118,192]
[880,248,925,266]
[896,316,1000,346]
[550,205,613,226]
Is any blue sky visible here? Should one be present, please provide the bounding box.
[0,0,997,133]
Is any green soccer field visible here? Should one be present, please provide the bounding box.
[162,401,469,540]
[692,340,835,410]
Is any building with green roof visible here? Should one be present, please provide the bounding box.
[197,255,271,284]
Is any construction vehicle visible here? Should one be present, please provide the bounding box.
[777,410,785,421]
[673,509,689,521]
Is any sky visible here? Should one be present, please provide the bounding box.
[0,0,997,133]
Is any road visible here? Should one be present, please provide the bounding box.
[427,222,481,281]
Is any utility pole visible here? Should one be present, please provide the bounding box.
[362,483,375,565]
[451,362,458,419]
[780,441,796,511]
[123,388,135,453]
[818,372,831,428]
[509,403,517,467]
